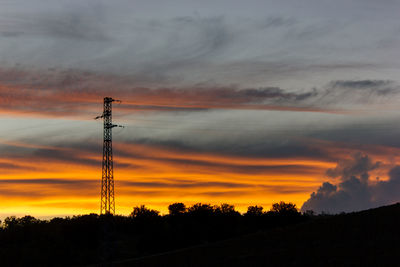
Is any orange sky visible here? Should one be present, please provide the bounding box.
[0,134,398,219]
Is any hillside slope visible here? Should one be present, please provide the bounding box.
[116,203,400,267]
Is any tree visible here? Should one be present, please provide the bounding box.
[4,215,40,228]
[187,203,216,216]
[245,205,264,216]
[4,216,18,229]
[20,215,40,225]
[303,210,315,216]
[130,205,160,218]
[270,201,299,215]
[216,203,240,216]
[168,203,187,216]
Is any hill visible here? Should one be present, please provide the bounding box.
[114,203,400,267]
[0,202,305,266]
[1,203,399,266]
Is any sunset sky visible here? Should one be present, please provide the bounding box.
[1,0,400,218]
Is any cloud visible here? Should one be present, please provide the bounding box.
[330,80,393,89]
[0,8,110,41]
[0,3,398,117]
[1,1,399,89]
[316,80,400,106]
[0,162,33,171]
[301,153,400,213]
[120,180,252,189]
[0,178,95,186]
[0,65,399,118]
[325,152,381,180]
[0,178,98,198]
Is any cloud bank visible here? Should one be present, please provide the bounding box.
[301,153,400,213]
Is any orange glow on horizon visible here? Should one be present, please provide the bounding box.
[0,136,399,219]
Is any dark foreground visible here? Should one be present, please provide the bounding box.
[0,203,399,266]
[117,204,400,267]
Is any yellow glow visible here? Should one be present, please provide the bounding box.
[0,135,397,219]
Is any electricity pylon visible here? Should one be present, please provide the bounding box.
[95,97,123,215]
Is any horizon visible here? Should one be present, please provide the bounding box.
[1,0,400,219]
[0,201,299,221]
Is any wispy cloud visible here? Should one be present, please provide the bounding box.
[1,65,399,117]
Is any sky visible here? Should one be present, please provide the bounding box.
[1,0,400,218]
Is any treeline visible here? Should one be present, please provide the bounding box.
[0,201,313,266]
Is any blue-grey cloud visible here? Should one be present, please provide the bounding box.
[1,64,398,116]
[325,153,381,180]
[301,153,400,213]
[1,0,399,89]
[330,80,393,89]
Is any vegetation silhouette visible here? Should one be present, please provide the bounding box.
[0,202,400,267]
[126,203,400,267]
[3,202,398,266]
[168,202,186,215]
[0,201,306,266]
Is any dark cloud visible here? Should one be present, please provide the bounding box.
[122,104,209,112]
[0,63,398,116]
[374,166,400,204]
[197,191,250,197]
[129,138,336,162]
[330,80,393,89]
[325,152,381,180]
[0,178,95,185]
[301,153,400,214]
[119,180,252,189]
[119,180,312,194]
[33,148,101,167]
[0,142,138,169]
[0,178,98,197]
[0,162,33,170]
[0,188,48,198]
[0,136,330,176]
[144,157,320,175]
[316,80,400,106]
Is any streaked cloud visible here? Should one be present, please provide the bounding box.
[0,0,400,217]
[1,67,399,117]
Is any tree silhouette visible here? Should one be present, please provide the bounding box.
[3,216,18,228]
[187,203,216,216]
[270,201,298,215]
[0,202,397,266]
[216,203,240,216]
[168,203,186,216]
[245,205,264,216]
[2,215,40,229]
[130,205,160,218]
